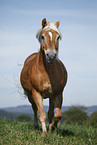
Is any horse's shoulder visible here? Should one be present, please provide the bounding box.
[24,53,37,65]
[56,59,67,85]
[56,59,67,73]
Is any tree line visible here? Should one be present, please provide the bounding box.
[0,106,97,128]
[61,106,97,128]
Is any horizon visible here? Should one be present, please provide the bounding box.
[0,0,97,108]
[1,104,97,109]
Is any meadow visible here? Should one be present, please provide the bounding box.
[0,118,97,145]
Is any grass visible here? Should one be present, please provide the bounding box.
[0,118,97,145]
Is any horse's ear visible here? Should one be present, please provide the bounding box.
[56,20,60,28]
[42,18,47,28]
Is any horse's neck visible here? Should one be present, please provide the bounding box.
[38,49,43,64]
[38,49,49,71]
[39,49,54,73]
[38,49,47,71]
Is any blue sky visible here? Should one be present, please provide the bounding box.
[0,0,97,108]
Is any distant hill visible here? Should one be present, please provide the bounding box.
[0,105,97,120]
[0,110,22,120]
[2,105,97,114]
[3,105,33,114]
[0,106,34,120]
[87,105,97,116]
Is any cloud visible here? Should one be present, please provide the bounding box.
[15,9,97,20]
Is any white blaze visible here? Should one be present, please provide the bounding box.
[36,21,62,43]
[48,32,52,42]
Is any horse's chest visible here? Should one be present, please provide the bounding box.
[48,66,65,95]
[41,81,52,98]
[43,81,52,92]
[41,71,63,97]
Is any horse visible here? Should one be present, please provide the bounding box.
[20,18,67,135]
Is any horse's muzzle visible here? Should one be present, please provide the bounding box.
[45,50,57,64]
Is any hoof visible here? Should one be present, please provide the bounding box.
[34,124,39,130]
[42,131,48,137]
[49,122,56,132]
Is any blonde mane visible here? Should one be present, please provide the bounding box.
[36,21,62,42]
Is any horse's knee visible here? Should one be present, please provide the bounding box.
[39,110,46,122]
[54,108,62,122]
[49,108,62,131]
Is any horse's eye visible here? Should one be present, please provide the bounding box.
[41,35,45,40]
[57,36,60,41]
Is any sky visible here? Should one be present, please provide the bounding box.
[0,0,97,108]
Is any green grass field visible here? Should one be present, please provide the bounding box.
[0,118,97,145]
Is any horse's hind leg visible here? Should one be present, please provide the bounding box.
[26,91,39,129]
[31,87,47,135]
[31,101,39,129]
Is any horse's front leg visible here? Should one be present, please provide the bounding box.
[48,97,54,124]
[49,93,62,131]
[31,87,47,135]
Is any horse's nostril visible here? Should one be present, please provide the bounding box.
[46,52,57,63]
[55,53,57,57]
[46,53,57,59]
[47,53,49,57]
[54,53,57,59]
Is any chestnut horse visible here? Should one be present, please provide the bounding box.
[20,18,67,134]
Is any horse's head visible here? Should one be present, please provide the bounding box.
[36,18,62,64]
